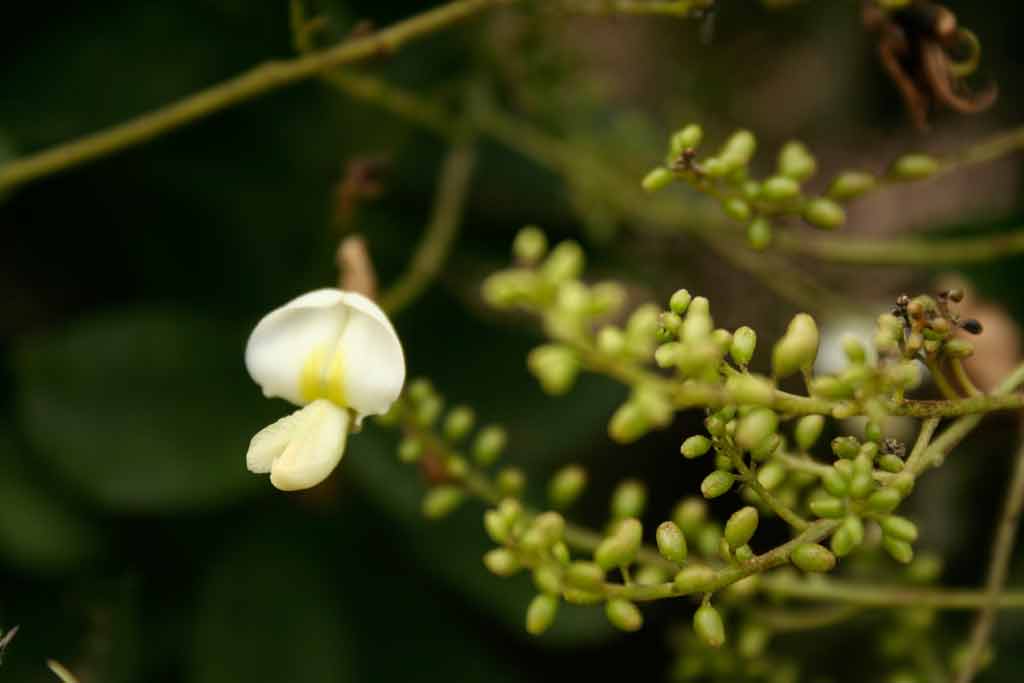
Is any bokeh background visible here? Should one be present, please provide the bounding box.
[3,1,1024,681]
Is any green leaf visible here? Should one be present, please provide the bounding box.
[0,433,103,575]
[13,309,278,512]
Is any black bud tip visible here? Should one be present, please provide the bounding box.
[961,319,983,335]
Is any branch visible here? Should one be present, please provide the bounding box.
[0,0,501,195]
[758,576,1024,610]
[773,229,1024,266]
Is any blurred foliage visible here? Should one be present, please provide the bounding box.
[2,0,1024,681]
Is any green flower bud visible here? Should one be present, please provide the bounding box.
[891,154,940,181]
[671,124,704,154]
[674,565,716,593]
[726,374,775,406]
[890,472,915,498]
[673,497,707,536]
[778,141,817,181]
[735,408,779,451]
[473,425,507,466]
[907,552,943,583]
[760,175,801,202]
[702,156,729,177]
[513,226,548,265]
[810,376,853,399]
[611,480,647,519]
[541,240,585,284]
[497,467,526,497]
[831,436,860,459]
[552,541,570,565]
[483,548,521,576]
[725,506,759,548]
[483,510,509,543]
[694,603,726,648]
[606,598,643,632]
[525,594,559,635]
[681,435,712,459]
[883,537,914,564]
[878,454,905,473]
[528,345,579,395]
[414,394,444,427]
[794,415,824,451]
[532,564,563,594]
[442,406,474,442]
[642,167,674,193]
[809,493,845,518]
[597,326,627,356]
[712,328,733,353]
[565,561,606,592]
[722,197,752,222]
[802,197,846,230]
[635,564,667,586]
[614,517,643,548]
[398,436,424,463]
[737,623,771,659]
[658,311,683,337]
[746,217,773,251]
[669,289,692,315]
[696,523,723,558]
[733,544,754,563]
[772,313,819,378]
[757,461,787,490]
[608,401,648,443]
[828,170,876,200]
[945,339,974,358]
[532,511,566,547]
[830,516,864,557]
[822,468,850,498]
[701,471,735,499]
[791,543,836,573]
[726,328,757,368]
[656,521,688,564]
[721,129,757,167]
[880,515,918,543]
[549,464,588,509]
[849,472,874,500]
[423,486,464,519]
[866,487,902,513]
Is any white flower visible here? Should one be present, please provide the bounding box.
[244,289,405,491]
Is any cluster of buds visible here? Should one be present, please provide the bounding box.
[641,123,945,251]
[879,289,982,361]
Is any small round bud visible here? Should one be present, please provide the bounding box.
[726,374,775,407]
[681,435,712,459]
[611,480,647,519]
[541,241,585,283]
[944,339,974,358]
[525,594,559,635]
[724,506,759,548]
[671,124,703,154]
[483,548,521,576]
[549,464,588,509]
[609,402,648,443]
[566,561,606,592]
[722,197,752,222]
[828,170,876,200]
[670,289,693,315]
[760,175,801,202]
[532,511,566,547]
[735,408,779,451]
[830,516,864,557]
[849,471,874,500]
[778,141,817,181]
[606,598,643,632]
[891,154,940,180]
[472,425,507,465]
[642,167,674,193]
[751,433,782,462]
[757,461,787,490]
[484,510,510,544]
[513,226,548,264]
[674,564,716,593]
[791,543,836,573]
[656,521,688,564]
[673,497,707,535]
[597,326,627,355]
[809,494,845,518]
[443,405,475,442]
[746,217,773,251]
[398,437,424,463]
[423,486,464,519]
[794,415,824,451]
[866,487,902,513]
[880,515,919,543]
[721,129,757,167]
[497,467,526,497]
[527,345,579,395]
[694,603,726,648]
[772,313,819,378]
[733,544,754,563]
[532,564,563,594]
[878,454,905,473]
[729,326,757,366]
[883,537,914,564]
[701,471,735,499]
[831,436,860,459]
[802,197,846,230]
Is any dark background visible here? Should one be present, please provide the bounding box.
[2,1,1024,681]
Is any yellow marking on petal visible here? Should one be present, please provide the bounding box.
[325,346,347,406]
[299,346,328,403]
[298,345,347,407]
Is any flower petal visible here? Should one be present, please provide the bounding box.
[244,289,350,406]
[333,292,406,423]
[267,399,349,491]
